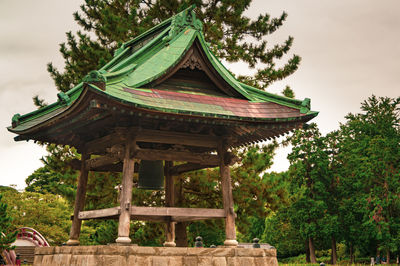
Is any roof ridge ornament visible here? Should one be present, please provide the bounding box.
[57,92,71,106]
[300,98,311,114]
[163,5,203,44]
[83,70,107,90]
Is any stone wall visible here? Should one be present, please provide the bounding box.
[33,245,278,266]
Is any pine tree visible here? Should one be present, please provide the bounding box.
[44,0,300,98]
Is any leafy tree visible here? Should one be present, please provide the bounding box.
[336,96,400,262]
[2,190,72,245]
[26,144,78,202]
[0,194,17,253]
[286,123,331,263]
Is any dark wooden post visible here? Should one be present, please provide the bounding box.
[67,152,90,246]
[115,136,136,244]
[163,161,176,247]
[218,140,238,247]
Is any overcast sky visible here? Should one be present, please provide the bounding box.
[0,1,399,190]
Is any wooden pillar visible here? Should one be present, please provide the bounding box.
[115,136,136,244]
[163,161,176,247]
[67,152,90,246]
[218,141,238,247]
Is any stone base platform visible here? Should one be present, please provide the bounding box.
[33,245,278,266]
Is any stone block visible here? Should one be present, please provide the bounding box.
[152,256,169,266]
[212,256,227,266]
[35,246,54,255]
[197,256,212,266]
[53,254,72,265]
[226,257,239,266]
[167,256,183,266]
[183,256,198,266]
[238,257,255,266]
[128,255,152,266]
[158,247,188,256]
[186,247,210,256]
[235,248,265,257]
[71,245,98,255]
[253,257,276,266]
[209,247,235,257]
[133,246,160,256]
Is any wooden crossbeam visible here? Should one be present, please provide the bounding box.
[130,206,225,218]
[78,207,120,220]
[134,148,219,164]
[70,159,139,172]
[78,206,226,222]
[169,162,218,175]
[85,155,120,170]
[85,127,219,154]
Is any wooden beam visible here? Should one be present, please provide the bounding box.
[85,127,219,154]
[169,162,218,175]
[130,206,225,218]
[136,128,218,148]
[78,207,120,220]
[78,206,226,222]
[70,159,139,172]
[134,148,239,165]
[84,131,125,155]
[85,154,120,170]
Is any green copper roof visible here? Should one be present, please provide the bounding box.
[8,5,317,135]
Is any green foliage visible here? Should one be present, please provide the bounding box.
[188,220,225,247]
[282,85,295,99]
[336,95,400,256]
[1,190,72,246]
[44,0,300,97]
[262,210,304,258]
[25,144,78,203]
[0,193,17,252]
[286,123,331,240]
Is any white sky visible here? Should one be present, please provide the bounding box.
[0,0,399,190]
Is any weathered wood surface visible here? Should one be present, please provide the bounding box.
[78,207,120,220]
[67,152,89,246]
[70,159,139,172]
[85,127,218,154]
[164,161,175,246]
[169,162,218,175]
[130,206,225,218]
[116,136,136,244]
[78,206,225,221]
[85,154,120,170]
[218,140,237,246]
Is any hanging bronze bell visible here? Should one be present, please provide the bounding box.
[138,160,164,190]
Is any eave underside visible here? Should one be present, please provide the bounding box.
[10,91,310,154]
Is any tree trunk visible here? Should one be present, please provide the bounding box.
[305,239,311,263]
[331,236,337,264]
[309,237,317,263]
[350,243,354,264]
[386,250,390,264]
[175,222,188,247]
